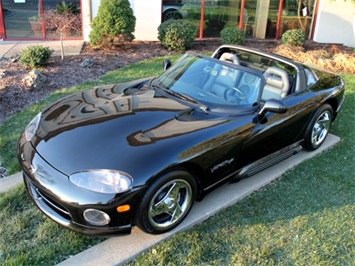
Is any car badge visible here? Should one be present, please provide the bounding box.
[211,158,234,173]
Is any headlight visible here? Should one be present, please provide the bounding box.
[69,170,133,194]
[25,112,41,141]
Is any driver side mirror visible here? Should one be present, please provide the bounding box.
[259,99,288,116]
[163,59,171,71]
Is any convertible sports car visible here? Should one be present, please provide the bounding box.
[18,45,345,236]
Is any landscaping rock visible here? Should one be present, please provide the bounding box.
[22,69,47,89]
[0,68,6,78]
[80,58,94,68]
[10,53,20,63]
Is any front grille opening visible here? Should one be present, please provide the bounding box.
[36,188,72,221]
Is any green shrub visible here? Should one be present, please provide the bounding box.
[281,29,306,46]
[220,27,245,45]
[158,20,196,51]
[89,0,136,47]
[19,45,53,68]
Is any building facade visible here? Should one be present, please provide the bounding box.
[0,0,354,47]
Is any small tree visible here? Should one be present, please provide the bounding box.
[89,0,136,47]
[44,9,81,60]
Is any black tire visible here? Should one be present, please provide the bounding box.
[163,10,182,21]
[302,104,333,151]
[135,170,196,234]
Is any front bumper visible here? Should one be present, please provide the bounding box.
[18,134,143,237]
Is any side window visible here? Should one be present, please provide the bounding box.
[304,67,318,87]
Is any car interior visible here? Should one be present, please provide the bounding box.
[213,47,298,103]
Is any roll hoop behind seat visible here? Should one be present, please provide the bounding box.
[220,52,240,65]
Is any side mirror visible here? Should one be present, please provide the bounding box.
[163,59,171,71]
[259,99,288,116]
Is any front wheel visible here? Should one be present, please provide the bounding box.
[135,170,196,234]
[163,10,182,21]
[303,104,333,151]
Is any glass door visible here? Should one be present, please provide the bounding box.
[43,0,81,39]
[0,0,82,39]
[2,0,43,38]
[280,0,315,37]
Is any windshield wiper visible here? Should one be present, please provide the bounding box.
[151,81,209,113]
[172,91,209,113]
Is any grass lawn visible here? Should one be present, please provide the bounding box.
[0,56,354,265]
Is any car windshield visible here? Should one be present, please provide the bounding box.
[153,53,262,113]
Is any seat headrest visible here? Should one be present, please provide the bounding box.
[220,52,240,65]
[263,67,289,91]
[266,75,282,88]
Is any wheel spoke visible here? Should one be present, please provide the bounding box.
[169,203,183,222]
[311,111,331,146]
[317,117,331,130]
[150,182,183,217]
[147,178,193,230]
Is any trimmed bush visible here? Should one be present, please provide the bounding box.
[19,45,53,68]
[158,20,196,51]
[220,27,245,45]
[89,0,136,47]
[281,29,306,46]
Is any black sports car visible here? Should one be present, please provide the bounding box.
[18,45,345,236]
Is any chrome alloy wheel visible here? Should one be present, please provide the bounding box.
[311,110,332,147]
[148,179,193,230]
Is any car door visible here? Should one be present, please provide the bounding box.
[238,83,316,167]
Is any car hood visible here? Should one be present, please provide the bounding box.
[32,82,228,185]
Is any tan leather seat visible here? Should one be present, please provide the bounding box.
[262,67,289,101]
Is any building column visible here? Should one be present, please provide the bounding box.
[81,0,92,41]
[254,0,270,39]
[133,0,161,41]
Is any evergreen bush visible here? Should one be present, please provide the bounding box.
[89,0,136,47]
[158,20,196,51]
[220,27,245,45]
[19,45,53,68]
[281,29,306,46]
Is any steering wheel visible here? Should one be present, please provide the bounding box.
[224,87,248,103]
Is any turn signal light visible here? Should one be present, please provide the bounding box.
[117,204,130,213]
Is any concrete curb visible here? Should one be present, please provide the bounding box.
[55,134,340,266]
[0,172,22,193]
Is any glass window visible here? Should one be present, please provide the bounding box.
[2,0,41,38]
[178,0,243,38]
[1,0,82,39]
[162,0,184,22]
[44,0,82,39]
[280,0,315,37]
[304,66,318,87]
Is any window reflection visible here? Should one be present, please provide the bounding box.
[161,0,316,40]
[2,0,82,39]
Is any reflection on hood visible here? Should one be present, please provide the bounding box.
[37,83,188,141]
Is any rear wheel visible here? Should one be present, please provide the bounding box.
[135,170,196,234]
[303,104,333,151]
